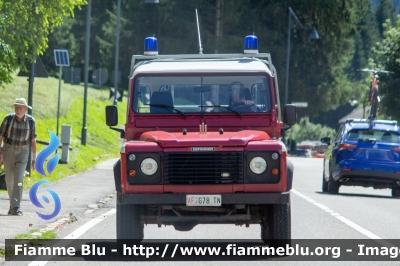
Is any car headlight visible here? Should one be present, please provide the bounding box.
[140,158,158,175]
[249,156,267,174]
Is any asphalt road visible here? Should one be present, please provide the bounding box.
[3,157,400,266]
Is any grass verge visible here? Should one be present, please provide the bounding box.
[0,230,57,259]
[15,229,57,240]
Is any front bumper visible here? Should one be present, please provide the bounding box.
[117,192,290,205]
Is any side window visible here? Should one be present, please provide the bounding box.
[334,125,344,143]
[136,85,151,113]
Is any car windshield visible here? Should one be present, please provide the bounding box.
[132,74,272,115]
[346,129,400,143]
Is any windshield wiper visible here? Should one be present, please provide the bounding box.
[145,103,186,117]
[198,105,242,116]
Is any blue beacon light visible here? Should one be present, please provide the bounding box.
[244,35,258,54]
[144,37,158,55]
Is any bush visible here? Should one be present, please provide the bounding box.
[290,117,336,143]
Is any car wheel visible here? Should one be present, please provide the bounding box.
[322,173,328,192]
[327,173,339,194]
[392,188,400,198]
[117,202,143,253]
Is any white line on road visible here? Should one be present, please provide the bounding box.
[63,208,116,239]
[291,189,395,247]
[27,208,116,266]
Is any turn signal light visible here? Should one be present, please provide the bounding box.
[129,170,136,177]
[271,168,279,175]
[394,147,400,152]
[339,144,357,151]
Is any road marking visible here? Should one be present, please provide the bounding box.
[291,189,395,247]
[27,208,116,266]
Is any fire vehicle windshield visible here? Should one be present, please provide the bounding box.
[132,74,272,115]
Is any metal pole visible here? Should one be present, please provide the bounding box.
[81,0,92,145]
[284,8,292,106]
[196,9,203,54]
[27,53,35,176]
[113,0,121,106]
[285,7,305,106]
[57,66,62,137]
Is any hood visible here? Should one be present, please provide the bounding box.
[139,130,271,148]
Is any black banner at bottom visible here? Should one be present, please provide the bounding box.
[4,239,400,261]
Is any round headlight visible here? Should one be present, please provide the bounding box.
[140,158,158,175]
[249,157,267,174]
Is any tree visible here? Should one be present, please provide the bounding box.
[373,18,400,121]
[347,2,380,81]
[0,0,86,85]
[375,0,395,37]
[41,0,372,116]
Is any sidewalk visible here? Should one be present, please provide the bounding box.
[0,158,118,248]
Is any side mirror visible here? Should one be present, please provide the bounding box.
[283,104,296,126]
[320,137,331,145]
[106,105,118,126]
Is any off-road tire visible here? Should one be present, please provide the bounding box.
[370,101,379,119]
[392,188,400,198]
[370,87,379,119]
[267,204,291,248]
[260,207,270,244]
[117,202,143,253]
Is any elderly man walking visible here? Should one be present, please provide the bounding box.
[0,98,37,216]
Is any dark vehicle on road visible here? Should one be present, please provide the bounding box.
[321,119,400,197]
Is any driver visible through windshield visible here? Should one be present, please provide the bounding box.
[132,74,272,115]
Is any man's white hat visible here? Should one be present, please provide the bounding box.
[11,98,32,109]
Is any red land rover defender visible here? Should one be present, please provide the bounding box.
[106,36,296,246]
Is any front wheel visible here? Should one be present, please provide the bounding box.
[263,204,291,248]
[117,202,144,252]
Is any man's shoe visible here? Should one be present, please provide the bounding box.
[10,207,23,216]
[8,207,11,215]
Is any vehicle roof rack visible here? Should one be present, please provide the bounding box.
[130,53,272,75]
[346,118,398,126]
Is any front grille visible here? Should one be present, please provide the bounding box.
[164,152,243,184]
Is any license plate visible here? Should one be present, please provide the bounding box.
[186,195,221,206]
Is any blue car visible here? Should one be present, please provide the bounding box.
[321,119,400,198]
